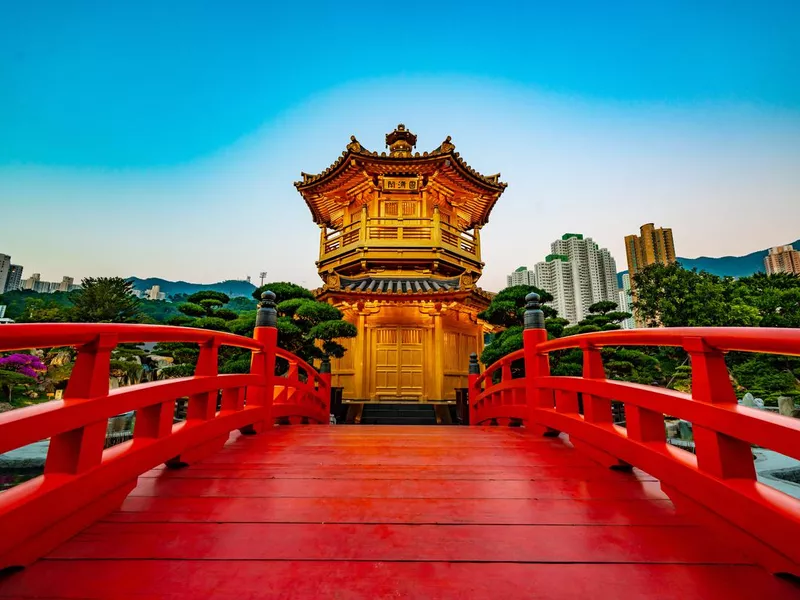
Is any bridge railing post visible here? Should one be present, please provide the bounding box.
[168,335,229,467]
[522,293,554,435]
[45,333,117,475]
[186,337,220,422]
[320,358,332,424]
[468,353,480,426]
[683,336,756,480]
[580,342,612,423]
[242,291,278,434]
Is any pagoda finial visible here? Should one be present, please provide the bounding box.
[385,124,417,158]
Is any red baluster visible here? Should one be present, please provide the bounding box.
[626,395,665,443]
[319,359,332,425]
[220,387,245,412]
[468,353,480,426]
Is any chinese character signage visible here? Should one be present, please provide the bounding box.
[382,177,418,192]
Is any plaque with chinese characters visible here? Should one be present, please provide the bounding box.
[381,177,419,192]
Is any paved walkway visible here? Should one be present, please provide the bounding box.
[1,426,798,599]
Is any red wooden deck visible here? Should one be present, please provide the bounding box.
[1,425,798,599]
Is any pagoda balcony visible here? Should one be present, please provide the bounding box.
[318,216,481,270]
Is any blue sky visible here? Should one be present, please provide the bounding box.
[1,1,799,290]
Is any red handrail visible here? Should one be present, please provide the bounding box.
[0,320,330,570]
[0,323,264,353]
[273,348,330,424]
[470,349,526,424]
[470,326,800,577]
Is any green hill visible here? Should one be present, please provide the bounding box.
[127,277,257,298]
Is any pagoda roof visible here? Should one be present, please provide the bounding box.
[294,125,507,228]
[315,275,494,306]
[339,276,461,294]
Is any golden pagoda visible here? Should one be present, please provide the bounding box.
[295,125,507,405]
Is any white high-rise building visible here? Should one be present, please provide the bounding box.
[618,273,635,329]
[506,266,537,288]
[0,254,11,293]
[596,248,618,304]
[534,234,620,324]
[535,255,577,323]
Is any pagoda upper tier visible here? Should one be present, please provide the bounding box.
[295,124,507,230]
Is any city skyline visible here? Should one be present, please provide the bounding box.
[2,2,799,291]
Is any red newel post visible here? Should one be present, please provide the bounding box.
[684,336,756,480]
[522,293,552,433]
[186,337,220,422]
[46,333,117,475]
[319,358,332,424]
[468,352,480,426]
[581,342,613,424]
[243,291,278,434]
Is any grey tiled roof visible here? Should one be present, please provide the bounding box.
[338,277,461,294]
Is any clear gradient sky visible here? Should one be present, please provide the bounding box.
[1,1,799,291]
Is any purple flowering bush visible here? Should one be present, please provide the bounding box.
[0,354,47,405]
[0,354,47,379]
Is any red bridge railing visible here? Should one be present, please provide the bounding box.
[0,291,329,570]
[470,293,800,577]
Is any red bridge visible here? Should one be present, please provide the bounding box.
[1,295,799,598]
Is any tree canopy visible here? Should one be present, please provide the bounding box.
[632,263,765,328]
[70,277,142,323]
[253,282,314,304]
[632,263,800,403]
[478,285,557,366]
[267,284,357,363]
[479,285,653,381]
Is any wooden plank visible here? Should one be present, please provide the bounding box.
[127,476,668,500]
[138,464,658,481]
[50,522,748,564]
[200,443,596,467]
[108,496,683,525]
[197,452,594,466]
[1,425,792,599]
[4,561,795,600]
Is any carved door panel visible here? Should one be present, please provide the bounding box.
[374,328,399,398]
[373,327,424,400]
[398,328,423,399]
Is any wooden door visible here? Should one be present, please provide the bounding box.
[373,327,424,400]
[398,328,423,399]
[374,328,399,398]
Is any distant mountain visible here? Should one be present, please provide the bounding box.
[127,277,257,298]
[616,238,800,287]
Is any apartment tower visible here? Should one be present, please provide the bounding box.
[625,223,676,276]
[764,245,800,276]
[506,266,537,288]
[534,234,618,324]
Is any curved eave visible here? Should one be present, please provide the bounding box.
[296,149,507,227]
[314,286,494,308]
[295,149,507,194]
